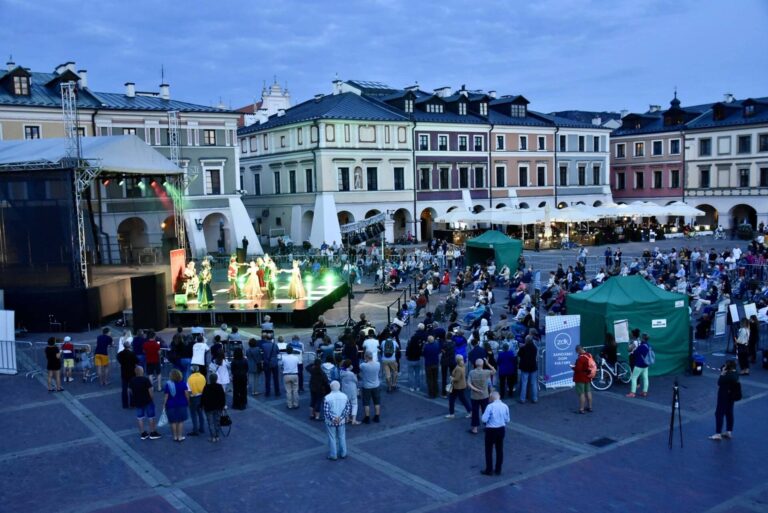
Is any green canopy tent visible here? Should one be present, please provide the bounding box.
[465,230,523,273]
[565,275,690,376]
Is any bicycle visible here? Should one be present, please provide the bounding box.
[591,356,631,391]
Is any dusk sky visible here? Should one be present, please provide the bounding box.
[1,0,766,114]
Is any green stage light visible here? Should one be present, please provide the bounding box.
[324,274,335,286]
[137,181,146,189]
[118,179,125,186]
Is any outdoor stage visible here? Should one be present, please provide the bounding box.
[168,269,348,328]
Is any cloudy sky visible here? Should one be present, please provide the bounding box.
[1,0,766,114]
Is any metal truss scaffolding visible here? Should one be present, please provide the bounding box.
[167,110,186,253]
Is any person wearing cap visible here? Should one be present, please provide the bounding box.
[323,380,351,460]
[117,341,138,408]
[61,336,76,383]
[187,365,206,436]
[627,334,651,398]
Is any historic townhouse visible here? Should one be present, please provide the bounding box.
[238,79,613,244]
[0,60,256,262]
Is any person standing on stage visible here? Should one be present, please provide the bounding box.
[480,391,510,476]
[227,256,239,299]
[198,259,213,307]
[243,261,263,300]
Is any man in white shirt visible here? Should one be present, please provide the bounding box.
[281,346,301,409]
[324,380,352,460]
[362,330,380,362]
[191,336,209,375]
[480,391,510,476]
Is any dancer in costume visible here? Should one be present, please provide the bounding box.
[198,259,213,307]
[243,260,264,300]
[183,261,199,297]
[255,257,266,288]
[280,260,307,299]
[227,255,240,299]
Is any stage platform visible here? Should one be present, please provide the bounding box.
[168,271,348,328]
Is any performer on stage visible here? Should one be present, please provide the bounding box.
[256,257,266,288]
[227,255,240,298]
[280,260,307,300]
[243,260,264,300]
[183,261,199,297]
[198,259,213,307]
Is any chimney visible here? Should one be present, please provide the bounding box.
[125,82,135,98]
[488,90,497,99]
[159,83,170,100]
[434,86,452,98]
[592,115,602,126]
[277,108,285,117]
[314,93,324,102]
[54,63,67,74]
[649,104,661,113]
[333,79,343,95]
[64,61,76,73]
[724,93,734,103]
[620,109,629,118]
[6,60,15,71]
[77,69,88,88]
[256,107,269,124]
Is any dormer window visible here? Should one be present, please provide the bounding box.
[426,104,443,114]
[479,103,488,116]
[459,103,467,115]
[510,104,526,117]
[744,104,755,117]
[404,99,413,113]
[13,75,29,95]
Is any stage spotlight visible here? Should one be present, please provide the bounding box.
[150,177,157,186]
[101,178,110,186]
[137,180,146,189]
[163,178,170,187]
[118,178,125,186]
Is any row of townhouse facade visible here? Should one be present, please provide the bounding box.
[237,79,613,246]
[0,60,258,263]
[611,93,768,231]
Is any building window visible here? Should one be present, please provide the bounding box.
[249,137,257,152]
[280,135,286,148]
[670,138,681,155]
[263,134,269,150]
[518,166,528,187]
[474,136,483,152]
[652,140,663,156]
[739,168,750,187]
[510,104,526,117]
[439,167,449,189]
[305,168,313,193]
[559,166,568,186]
[205,169,222,195]
[297,127,303,145]
[404,99,413,113]
[337,167,350,191]
[253,173,261,195]
[459,167,469,189]
[367,167,378,191]
[537,165,546,186]
[240,138,247,153]
[458,103,467,115]
[203,129,216,146]
[759,134,768,152]
[24,125,41,139]
[273,171,281,194]
[474,167,485,188]
[419,168,431,190]
[122,128,137,135]
[495,166,505,187]
[699,138,711,156]
[559,134,567,151]
[344,125,350,143]
[616,143,626,159]
[495,135,504,150]
[287,170,296,193]
[593,136,600,152]
[653,170,662,189]
[538,136,545,151]
[13,75,30,95]
[438,135,448,151]
[77,127,86,137]
[592,165,601,185]
[700,168,710,188]
[634,142,644,157]
[635,171,644,189]
[459,135,468,151]
[738,135,751,154]
[578,136,585,152]
[577,165,586,185]
[353,167,363,189]
[394,167,405,190]
[418,134,429,151]
[717,136,731,155]
[519,136,528,151]
[479,103,488,116]
[760,167,768,187]
[616,172,625,190]
[670,169,680,189]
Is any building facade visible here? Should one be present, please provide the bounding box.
[0,60,257,262]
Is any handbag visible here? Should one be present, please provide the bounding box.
[732,381,743,402]
[219,410,232,437]
[445,379,453,394]
[157,408,168,428]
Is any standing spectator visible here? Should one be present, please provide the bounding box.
[209,354,231,394]
[129,367,161,440]
[440,334,457,398]
[405,329,424,392]
[518,336,539,404]
[282,346,301,409]
[734,318,751,375]
[60,336,76,383]
[360,352,382,424]
[201,373,226,443]
[307,358,330,421]
[480,391,510,476]
[132,329,146,371]
[748,315,759,364]
[118,330,133,354]
[190,335,208,381]
[117,341,138,408]
[186,365,206,437]
[245,339,263,396]
[323,381,352,461]
[445,355,472,419]
[261,334,280,397]
[230,348,249,410]
[497,342,518,399]
[288,335,305,392]
[94,327,113,386]
[709,360,740,441]
[45,337,63,392]
[162,369,190,442]
[169,328,184,372]
[143,332,161,392]
[627,334,651,398]
[381,336,400,393]
[340,360,360,425]
[362,329,380,362]
[572,345,594,414]
[422,336,441,398]
[467,358,495,435]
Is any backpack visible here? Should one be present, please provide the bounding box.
[383,339,395,358]
[644,345,656,366]
[585,353,597,379]
[732,381,743,402]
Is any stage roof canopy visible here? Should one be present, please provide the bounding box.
[0,135,183,175]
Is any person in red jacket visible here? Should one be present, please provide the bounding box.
[143,332,162,392]
[572,345,594,414]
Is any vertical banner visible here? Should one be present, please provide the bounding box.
[544,314,581,389]
[170,248,187,295]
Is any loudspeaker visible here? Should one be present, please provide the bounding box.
[131,273,167,331]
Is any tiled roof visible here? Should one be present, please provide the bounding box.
[536,112,611,130]
[89,91,232,113]
[0,71,101,108]
[551,110,622,125]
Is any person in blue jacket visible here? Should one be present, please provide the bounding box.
[497,342,518,399]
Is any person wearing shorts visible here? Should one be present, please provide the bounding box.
[129,367,161,440]
[45,337,63,392]
[359,352,381,424]
[572,345,593,414]
[61,336,76,383]
[94,327,113,386]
